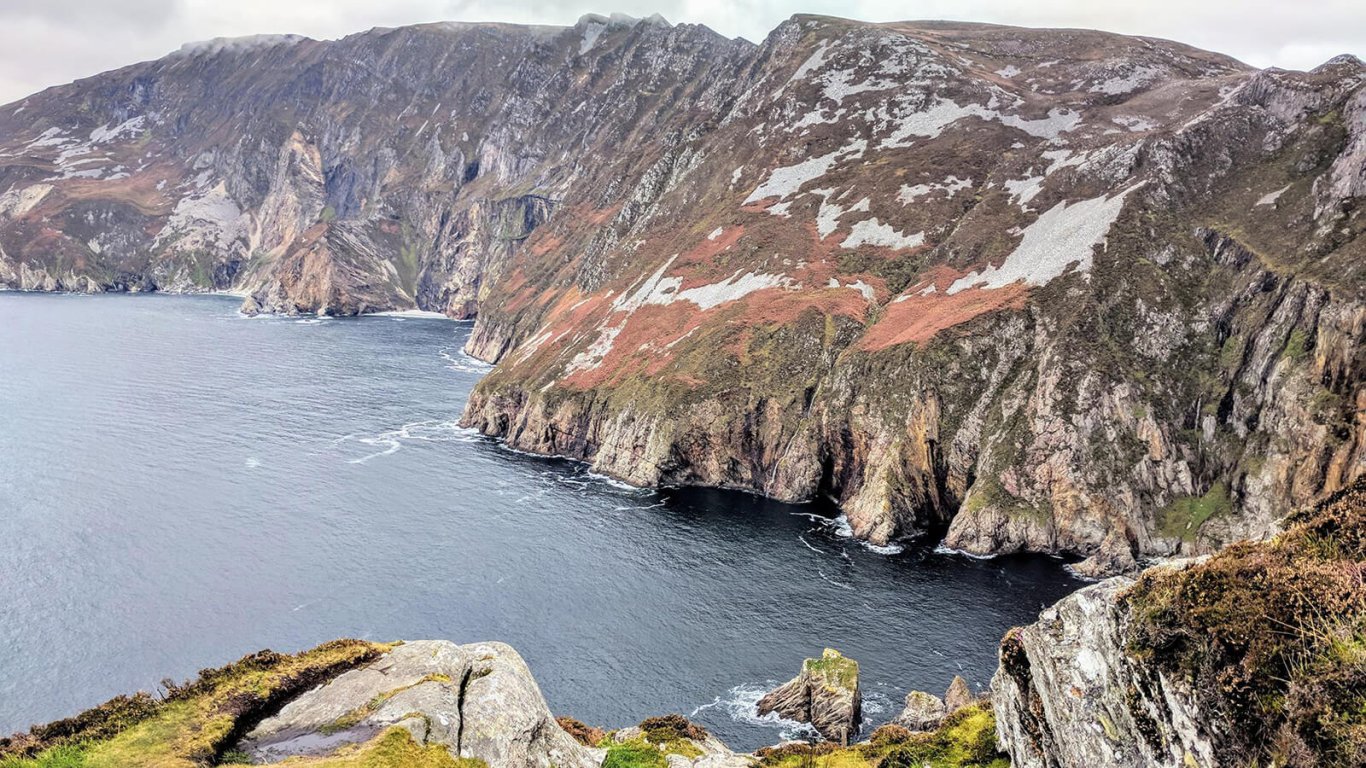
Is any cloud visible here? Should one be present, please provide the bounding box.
[0,0,1361,105]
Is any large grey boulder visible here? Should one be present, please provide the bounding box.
[239,640,599,768]
[757,649,861,745]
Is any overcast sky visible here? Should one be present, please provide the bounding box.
[1,0,1363,105]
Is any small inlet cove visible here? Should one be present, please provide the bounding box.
[0,293,1083,751]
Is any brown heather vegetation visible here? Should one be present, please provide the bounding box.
[1125,478,1366,767]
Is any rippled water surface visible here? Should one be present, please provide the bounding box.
[0,293,1083,748]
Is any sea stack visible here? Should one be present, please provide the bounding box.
[757,648,862,745]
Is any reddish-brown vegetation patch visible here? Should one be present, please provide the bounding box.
[561,300,700,389]
[860,281,1029,351]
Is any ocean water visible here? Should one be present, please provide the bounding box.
[0,292,1082,749]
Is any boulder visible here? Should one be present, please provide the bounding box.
[944,675,974,712]
[238,640,599,768]
[892,690,945,732]
[756,649,861,744]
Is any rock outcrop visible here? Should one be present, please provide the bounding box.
[0,638,762,768]
[991,478,1366,768]
[943,676,974,713]
[757,649,862,745]
[892,691,945,733]
[991,570,1215,768]
[892,675,976,733]
[241,640,599,768]
[2,15,1363,569]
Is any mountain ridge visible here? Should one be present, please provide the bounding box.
[1,14,1361,574]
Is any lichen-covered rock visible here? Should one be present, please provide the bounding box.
[757,649,862,745]
[991,568,1217,768]
[992,479,1366,768]
[893,690,945,732]
[240,640,598,768]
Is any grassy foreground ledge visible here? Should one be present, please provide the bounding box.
[0,639,478,768]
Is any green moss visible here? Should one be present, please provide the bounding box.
[0,640,389,767]
[1282,328,1310,364]
[281,727,483,767]
[602,740,668,768]
[0,745,87,768]
[638,714,706,757]
[805,649,859,691]
[320,205,337,223]
[756,703,1006,768]
[1158,482,1232,542]
[963,478,1051,526]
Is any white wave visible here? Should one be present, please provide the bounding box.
[337,420,484,464]
[690,683,819,742]
[816,567,856,591]
[584,470,649,492]
[294,317,327,325]
[371,309,451,319]
[244,456,261,468]
[932,542,999,561]
[797,512,905,556]
[440,346,494,374]
[862,690,893,716]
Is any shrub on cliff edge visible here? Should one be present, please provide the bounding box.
[1126,478,1366,767]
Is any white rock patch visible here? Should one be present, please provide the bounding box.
[1090,65,1165,96]
[898,176,972,203]
[744,140,867,203]
[1004,176,1046,207]
[157,182,248,251]
[947,189,1133,295]
[827,278,876,301]
[816,192,868,239]
[879,98,1082,149]
[0,184,53,219]
[571,257,795,373]
[89,116,145,144]
[672,270,794,310]
[1256,184,1291,207]
[840,218,925,250]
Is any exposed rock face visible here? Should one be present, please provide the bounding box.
[757,649,861,745]
[452,20,1365,573]
[2,15,1363,568]
[991,567,1217,768]
[943,676,974,713]
[240,640,599,768]
[993,479,1366,768]
[893,691,945,732]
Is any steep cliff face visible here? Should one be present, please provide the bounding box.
[992,479,1366,767]
[0,15,753,315]
[2,15,1363,569]
[460,19,1366,573]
